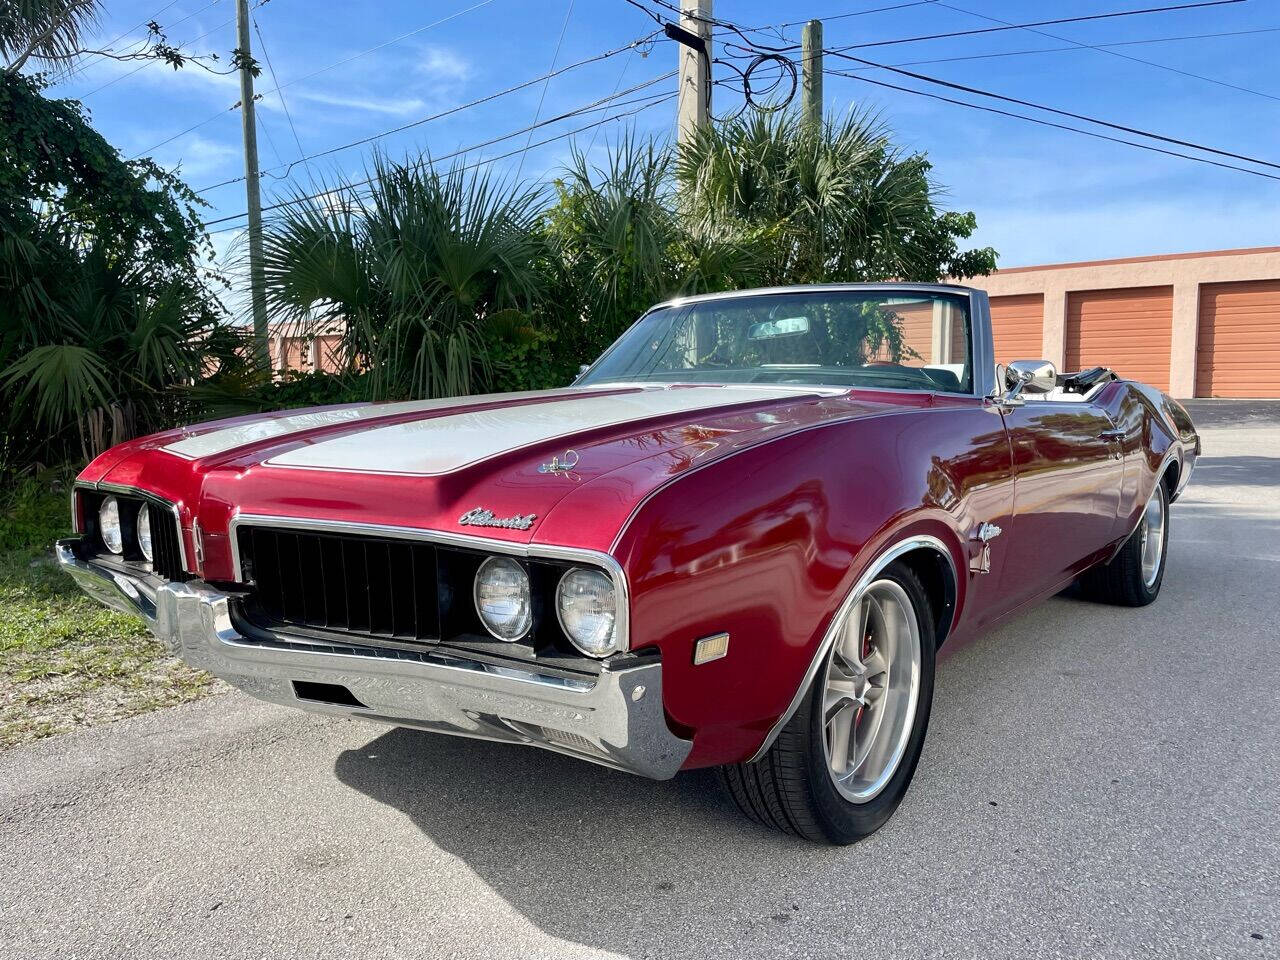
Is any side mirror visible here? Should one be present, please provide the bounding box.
[572,363,591,384]
[1000,359,1057,406]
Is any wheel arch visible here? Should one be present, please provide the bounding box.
[747,532,957,763]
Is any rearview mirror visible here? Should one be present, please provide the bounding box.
[1000,359,1057,406]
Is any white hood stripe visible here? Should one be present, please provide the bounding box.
[262,386,815,476]
[163,388,582,461]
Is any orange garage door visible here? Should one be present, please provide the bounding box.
[1196,280,1280,397]
[1066,286,1172,391]
[989,294,1043,364]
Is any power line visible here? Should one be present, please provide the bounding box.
[933,2,1280,104]
[193,32,661,192]
[822,45,1280,172]
[203,76,676,228]
[830,0,1246,51]
[252,15,313,180]
[516,0,576,181]
[837,26,1280,71]
[825,66,1280,182]
[121,0,500,160]
[205,91,674,234]
[75,0,234,96]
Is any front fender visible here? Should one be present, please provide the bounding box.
[612,405,992,769]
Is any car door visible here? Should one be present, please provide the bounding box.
[995,398,1125,609]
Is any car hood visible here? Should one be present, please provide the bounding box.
[84,383,935,580]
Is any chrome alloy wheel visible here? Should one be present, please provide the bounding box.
[1139,486,1167,588]
[821,579,922,804]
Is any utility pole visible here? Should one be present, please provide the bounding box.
[802,19,823,130]
[236,0,269,365]
[676,0,711,150]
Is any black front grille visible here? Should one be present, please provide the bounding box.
[238,526,441,642]
[148,503,186,582]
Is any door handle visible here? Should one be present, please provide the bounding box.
[1099,428,1125,459]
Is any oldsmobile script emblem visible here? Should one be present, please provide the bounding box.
[458,507,537,531]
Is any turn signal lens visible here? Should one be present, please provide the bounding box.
[98,497,123,554]
[556,567,618,658]
[137,504,153,561]
[473,556,532,641]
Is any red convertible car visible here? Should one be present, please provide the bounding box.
[58,284,1198,843]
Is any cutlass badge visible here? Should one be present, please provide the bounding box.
[459,507,538,531]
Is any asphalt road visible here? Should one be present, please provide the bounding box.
[3,401,1278,960]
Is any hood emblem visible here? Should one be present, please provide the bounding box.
[538,449,580,477]
[459,507,538,531]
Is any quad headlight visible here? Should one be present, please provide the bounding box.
[98,496,124,554]
[556,567,619,658]
[473,556,532,641]
[136,503,153,561]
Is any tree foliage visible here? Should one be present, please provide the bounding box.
[260,156,548,400]
[259,108,997,406]
[0,71,232,472]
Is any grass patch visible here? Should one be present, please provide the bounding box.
[0,474,221,750]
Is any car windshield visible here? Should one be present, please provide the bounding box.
[578,290,973,394]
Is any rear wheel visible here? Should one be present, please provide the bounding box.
[1078,481,1169,606]
[718,562,936,844]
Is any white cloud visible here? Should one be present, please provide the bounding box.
[293,89,428,116]
[155,134,239,180]
[414,46,471,83]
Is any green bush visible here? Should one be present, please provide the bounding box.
[0,469,72,553]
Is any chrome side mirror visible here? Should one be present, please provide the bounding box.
[1000,359,1057,406]
[571,363,591,384]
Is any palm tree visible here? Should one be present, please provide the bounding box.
[2,0,100,75]
[260,156,548,400]
[675,108,993,286]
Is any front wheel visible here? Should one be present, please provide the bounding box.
[1078,481,1169,606]
[718,562,936,844]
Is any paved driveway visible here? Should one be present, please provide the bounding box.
[2,402,1277,960]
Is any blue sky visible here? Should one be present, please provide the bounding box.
[47,0,1280,293]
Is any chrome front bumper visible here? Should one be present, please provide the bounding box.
[56,540,692,779]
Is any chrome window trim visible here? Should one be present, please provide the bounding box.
[578,283,990,400]
[747,533,957,763]
[227,512,631,653]
[73,481,188,572]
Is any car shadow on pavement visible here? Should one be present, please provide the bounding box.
[332,728,848,956]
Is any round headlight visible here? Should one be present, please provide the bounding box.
[98,496,123,554]
[473,556,532,641]
[137,504,153,561]
[556,567,618,657]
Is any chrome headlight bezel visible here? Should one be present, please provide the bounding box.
[555,566,620,658]
[98,496,124,554]
[473,555,533,642]
[136,503,153,562]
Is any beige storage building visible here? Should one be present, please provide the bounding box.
[964,246,1280,399]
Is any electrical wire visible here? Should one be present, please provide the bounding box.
[838,26,1280,72]
[516,0,576,181]
[823,45,1280,172]
[79,9,238,98]
[252,15,313,180]
[193,31,662,192]
[107,0,496,153]
[933,1,1280,104]
[202,76,676,229]
[830,0,1245,51]
[824,66,1280,182]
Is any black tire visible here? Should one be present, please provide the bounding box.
[1077,481,1169,607]
[718,562,937,844]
